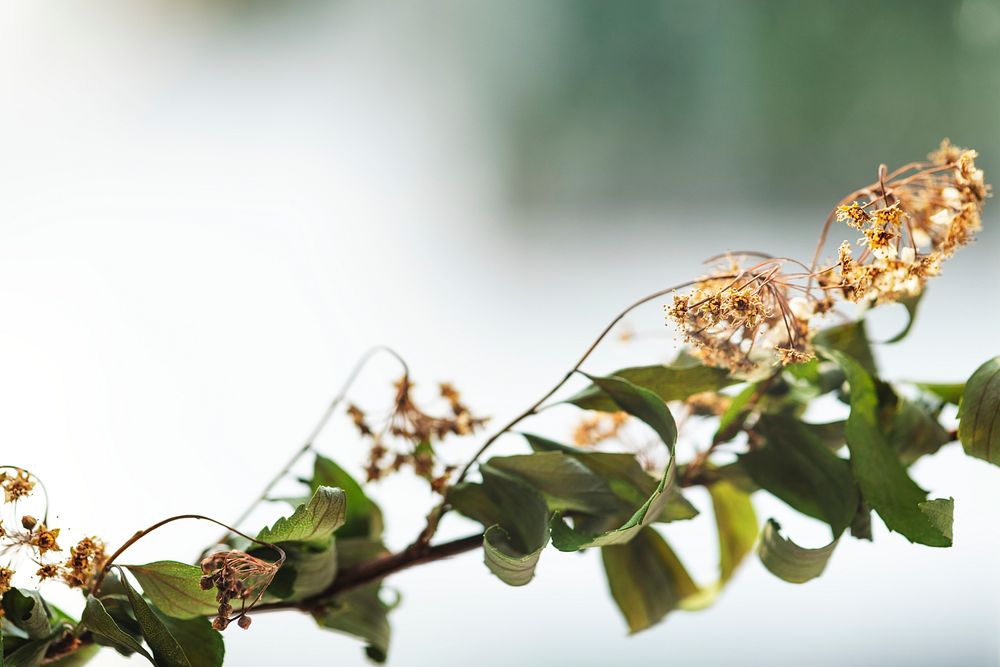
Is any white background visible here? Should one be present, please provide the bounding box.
[1,3,998,665]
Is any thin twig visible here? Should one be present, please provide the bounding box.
[93,514,285,594]
[220,346,408,543]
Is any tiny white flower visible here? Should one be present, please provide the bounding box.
[911,228,932,248]
[902,276,921,294]
[930,208,953,226]
[900,247,916,263]
[872,245,897,261]
[788,297,813,321]
[941,187,962,208]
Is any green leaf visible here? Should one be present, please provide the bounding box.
[713,383,756,441]
[487,452,620,514]
[311,456,383,539]
[919,498,955,542]
[2,590,51,640]
[478,466,549,586]
[154,613,225,667]
[709,481,758,583]
[814,321,877,375]
[447,482,503,527]
[741,415,858,535]
[46,643,101,666]
[314,584,392,663]
[125,562,218,620]
[80,596,153,663]
[567,362,734,412]
[821,348,952,547]
[550,375,679,551]
[4,639,52,667]
[958,356,1000,467]
[120,571,192,667]
[581,373,677,446]
[549,455,676,551]
[483,526,545,587]
[523,434,697,522]
[915,382,964,405]
[601,527,699,634]
[276,544,338,600]
[257,486,347,547]
[334,538,388,569]
[879,292,923,344]
[888,398,951,466]
[758,519,839,584]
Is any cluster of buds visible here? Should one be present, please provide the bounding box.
[348,377,487,493]
[199,550,279,631]
[0,467,106,593]
[665,140,989,373]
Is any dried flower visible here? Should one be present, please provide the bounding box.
[36,563,60,581]
[836,202,870,229]
[30,525,61,554]
[352,376,488,492]
[1,470,35,503]
[686,392,732,417]
[860,224,897,260]
[0,566,13,595]
[572,412,630,446]
[346,404,373,437]
[664,257,810,373]
[60,537,106,588]
[664,140,988,373]
[199,550,279,631]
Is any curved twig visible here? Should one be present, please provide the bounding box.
[93,514,285,594]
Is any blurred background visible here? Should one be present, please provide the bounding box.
[1,1,999,665]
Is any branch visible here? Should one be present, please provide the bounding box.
[252,533,484,613]
[255,462,722,614]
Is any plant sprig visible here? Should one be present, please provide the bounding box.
[1,139,996,666]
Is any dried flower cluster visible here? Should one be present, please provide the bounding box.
[666,140,989,373]
[665,255,819,373]
[200,550,279,631]
[572,411,630,447]
[1,469,35,503]
[685,391,733,417]
[0,467,106,596]
[348,377,488,493]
